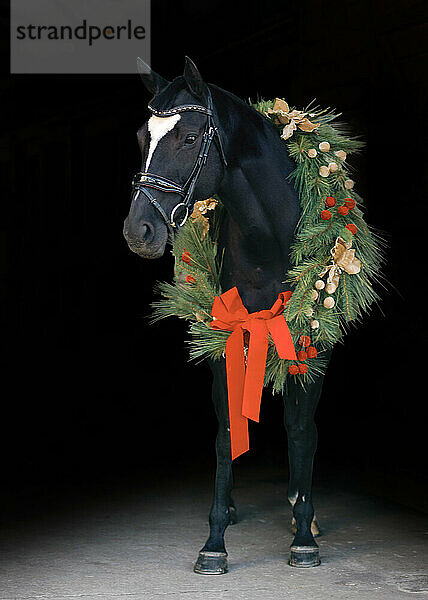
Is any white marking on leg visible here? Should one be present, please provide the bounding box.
[288,491,298,506]
[145,114,181,171]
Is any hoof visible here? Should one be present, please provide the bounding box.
[194,551,228,575]
[289,545,320,568]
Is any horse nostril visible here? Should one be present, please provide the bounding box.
[141,222,154,244]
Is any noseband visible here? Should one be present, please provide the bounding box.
[131,88,227,237]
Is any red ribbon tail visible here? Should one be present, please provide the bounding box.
[267,315,297,360]
[225,328,249,460]
[213,289,297,462]
[242,320,269,423]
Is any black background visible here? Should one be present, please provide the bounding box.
[0,0,426,513]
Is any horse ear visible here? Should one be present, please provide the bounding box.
[136,57,169,95]
[183,56,208,100]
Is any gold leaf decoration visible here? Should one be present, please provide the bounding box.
[318,236,362,289]
[332,237,361,275]
[190,198,218,238]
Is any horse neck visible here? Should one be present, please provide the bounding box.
[213,88,301,309]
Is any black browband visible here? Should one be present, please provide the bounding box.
[131,88,227,237]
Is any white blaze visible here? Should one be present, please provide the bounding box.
[145,114,181,171]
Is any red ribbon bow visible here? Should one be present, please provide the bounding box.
[210,287,297,460]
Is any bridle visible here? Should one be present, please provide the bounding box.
[130,88,227,238]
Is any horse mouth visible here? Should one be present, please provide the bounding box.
[127,241,166,259]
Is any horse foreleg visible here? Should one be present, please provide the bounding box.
[194,358,232,575]
[284,349,331,567]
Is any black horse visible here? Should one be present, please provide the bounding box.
[124,57,330,574]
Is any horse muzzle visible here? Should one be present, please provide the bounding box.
[123,218,167,259]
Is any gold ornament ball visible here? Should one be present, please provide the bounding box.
[319,165,330,178]
[344,178,355,190]
[325,282,337,294]
[315,279,325,290]
[308,148,317,158]
[305,307,314,317]
[323,296,335,309]
[328,161,338,172]
[311,289,319,301]
[319,141,330,152]
[335,150,347,161]
[311,319,320,329]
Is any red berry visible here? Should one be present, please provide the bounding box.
[338,206,349,216]
[289,364,299,375]
[298,363,308,374]
[297,350,308,361]
[321,210,332,220]
[344,197,356,210]
[325,196,336,207]
[299,335,311,347]
[186,275,196,284]
[181,250,191,264]
[307,346,318,358]
[345,223,357,235]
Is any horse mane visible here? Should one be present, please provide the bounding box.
[210,83,295,169]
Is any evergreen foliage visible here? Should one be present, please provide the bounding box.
[151,100,386,393]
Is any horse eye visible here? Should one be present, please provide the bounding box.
[185,134,197,145]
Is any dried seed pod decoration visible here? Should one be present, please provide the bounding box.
[319,141,331,152]
[323,296,335,309]
[335,149,347,161]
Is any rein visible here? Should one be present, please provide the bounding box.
[130,88,227,237]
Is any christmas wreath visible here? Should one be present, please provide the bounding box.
[151,99,385,392]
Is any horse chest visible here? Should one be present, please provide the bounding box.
[221,257,284,312]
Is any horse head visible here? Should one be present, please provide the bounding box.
[123,57,227,259]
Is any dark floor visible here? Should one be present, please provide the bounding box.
[0,460,427,600]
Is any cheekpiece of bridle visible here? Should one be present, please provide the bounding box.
[130,88,227,238]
